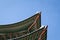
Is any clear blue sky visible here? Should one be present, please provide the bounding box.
[0,0,60,40]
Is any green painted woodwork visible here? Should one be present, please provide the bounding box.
[0,13,41,33]
[0,13,47,40]
[8,26,47,40]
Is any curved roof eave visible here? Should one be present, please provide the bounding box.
[0,13,41,28]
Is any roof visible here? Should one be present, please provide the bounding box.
[0,13,41,33]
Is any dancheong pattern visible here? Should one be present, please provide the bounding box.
[0,12,48,40]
